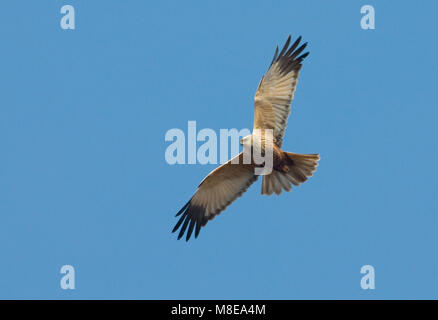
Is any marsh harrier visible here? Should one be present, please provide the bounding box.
[172,35,319,241]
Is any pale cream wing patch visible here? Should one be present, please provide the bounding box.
[254,35,309,147]
[172,153,257,241]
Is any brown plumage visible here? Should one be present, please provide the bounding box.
[173,35,319,241]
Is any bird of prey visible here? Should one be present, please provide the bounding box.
[172,35,320,241]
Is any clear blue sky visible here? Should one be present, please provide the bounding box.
[1,0,437,299]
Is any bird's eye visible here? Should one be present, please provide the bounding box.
[240,139,243,145]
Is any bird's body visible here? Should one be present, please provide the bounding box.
[240,133,292,173]
[172,35,320,241]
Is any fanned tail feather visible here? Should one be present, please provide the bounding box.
[261,152,319,195]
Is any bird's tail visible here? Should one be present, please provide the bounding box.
[261,152,320,195]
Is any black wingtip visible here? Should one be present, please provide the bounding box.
[269,45,279,67]
[291,42,307,58]
[185,218,196,241]
[177,217,189,240]
[270,35,310,69]
[278,35,292,57]
[195,220,201,238]
[270,35,310,75]
[173,201,206,241]
[298,51,310,60]
[172,212,186,233]
[175,200,190,217]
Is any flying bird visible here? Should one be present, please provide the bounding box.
[172,35,320,241]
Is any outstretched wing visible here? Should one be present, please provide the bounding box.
[172,153,257,241]
[254,35,309,147]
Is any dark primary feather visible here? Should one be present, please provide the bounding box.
[269,45,279,68]
[278,35,291,57]
[285,36,302,56]
[270,35,309,75]
[172,202,207,241]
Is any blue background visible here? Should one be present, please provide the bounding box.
[1,0,437,299]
